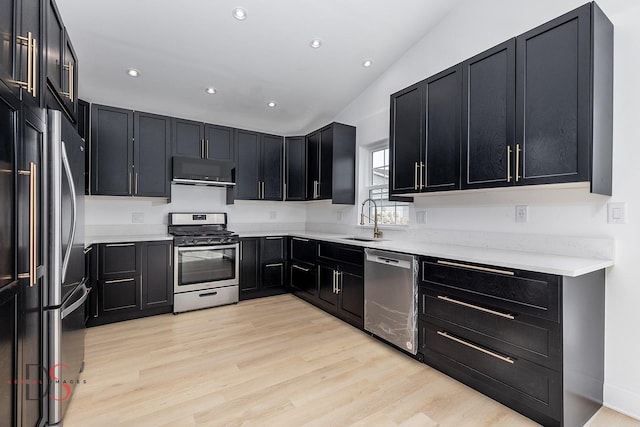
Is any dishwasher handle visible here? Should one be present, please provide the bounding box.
[365,248,414,270]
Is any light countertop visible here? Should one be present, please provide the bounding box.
[85,234,173,246]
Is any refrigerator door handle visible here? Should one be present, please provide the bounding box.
[61,280,89,319]
[60,140,78,283]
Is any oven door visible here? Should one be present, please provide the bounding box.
[174,244,239,293]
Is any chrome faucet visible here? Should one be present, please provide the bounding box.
[360,198,383,239]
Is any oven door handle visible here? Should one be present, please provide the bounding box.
[176,244,239,252]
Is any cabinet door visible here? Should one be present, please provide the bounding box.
[60,30,78,120]
[239,238,259,292]
[516,5,590,186]
[16,0,43,108]
[46,0,64,99]
[0,293,17,425]
[261,134,283,200]
[338,270,364,327]
[204,124,233,161]
[235,130,260,200]
[133,111,171,197]
[98,243,138,279]
[462,39,515,190]
[141,241,173,309]
[0,0,17,95]
[331,123,356,204]
[99,276,140,314]
[290,263,316,297]
[306,131,319,199]
[90,104,134,195]
[172,118,204,158]
[317,265,338,309]
[0,93,18,290]
[389,82,423,194]
[423,65,461,191]
[16,106,45,427]
[285,136,306,201]
[318,126,332,200]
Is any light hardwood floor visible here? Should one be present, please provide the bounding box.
[65,294,639,427]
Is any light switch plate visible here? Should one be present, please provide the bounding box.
[269,211,277,220]
[515,205,528,223]
[607,202,626,224]
[416,210,427,225]
[132,212,144,223]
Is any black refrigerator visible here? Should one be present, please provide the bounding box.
[44,110,87,426]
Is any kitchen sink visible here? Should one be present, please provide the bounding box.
[342,236,386,242]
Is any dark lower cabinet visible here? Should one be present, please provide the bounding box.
[418,256,605,427]
[239,237,287,300]
[0,291,17,426]
[87,240,173,326]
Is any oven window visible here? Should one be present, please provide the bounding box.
[177,247,236,286]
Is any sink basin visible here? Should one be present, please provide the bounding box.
[342,236,385,242]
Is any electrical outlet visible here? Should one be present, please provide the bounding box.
[416,210,427,225]
[269,211,277,220]
[607,202,626,224]
[515,205,528,223]
[132,212,145,224]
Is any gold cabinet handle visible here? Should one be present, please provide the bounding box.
[17,163,37,286]
[292,264,310,272]
[507,145,512,183]
[515,143,521,182]
[16,32,37,96]
[62,62,74,100]
[436,260,515,276]
[414,162,418,190]
[437,331,514,364]
[437,295,515,320]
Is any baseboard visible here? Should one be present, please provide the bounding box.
[604,383,640,421]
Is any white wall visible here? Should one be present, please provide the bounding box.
[326,0,640,419]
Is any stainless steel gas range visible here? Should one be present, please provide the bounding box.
[169,213,240,313]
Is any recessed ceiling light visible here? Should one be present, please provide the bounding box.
[205,87,216,94]
[310,39,322,49]
[232,7,247,20]
[126,68,140,77]
[267,101,277,108]
[363,60,373,68]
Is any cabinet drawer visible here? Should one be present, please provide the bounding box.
[317,242,363,267]
[290,262,316,297]
[290,237,316,263]
[421,258,559,322]
[100,277,139,313]
[420,321,561,423]
[420,286,560,370]
[261,236,285,263]
[99,243,139,278]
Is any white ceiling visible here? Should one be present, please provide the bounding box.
[56,0,460,135]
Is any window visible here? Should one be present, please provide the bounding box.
[364,147,409,225]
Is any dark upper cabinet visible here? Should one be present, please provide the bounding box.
[423,65,461,191]
[46,0,77,121]
[90,104,133,196]
[91,104,170,197]
[306,122,356,204]
[172,118,233,161]
[235,130,283,201]
[235,130,260,200]
[389,82,423,194]
[77,99,90,194]
[1,0,43,105]
[172,117,204,158]
[285,136,306,201]
[133,111,171,197]
[516,3,612,195]
[141,241,173,310]
[462,39,516,190]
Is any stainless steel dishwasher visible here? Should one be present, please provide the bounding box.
[364,248,418,355]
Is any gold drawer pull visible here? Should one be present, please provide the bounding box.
[437,295,515,320]
[104,278,135,284]
[437,331,514,364]
[436,260,515,276]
